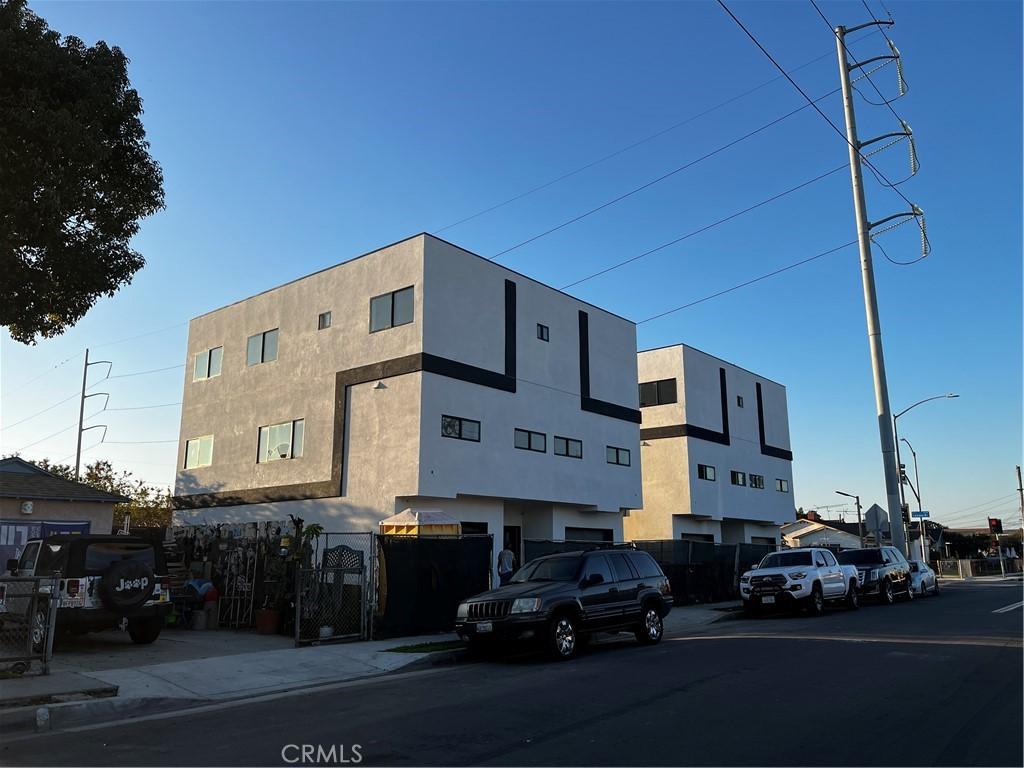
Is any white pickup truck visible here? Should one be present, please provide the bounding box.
[740,547,861,616]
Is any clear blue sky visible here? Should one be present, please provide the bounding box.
[1,1,1020,530]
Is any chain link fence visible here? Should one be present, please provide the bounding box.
[0,575,59,676]
[295,532,374,645]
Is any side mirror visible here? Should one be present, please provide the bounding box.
[6,558,19,574]
[583,573,604,587]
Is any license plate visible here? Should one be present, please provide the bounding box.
[762,596,775,605]
[477,622,493,633]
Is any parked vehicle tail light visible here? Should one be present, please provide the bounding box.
[661,580,672,596]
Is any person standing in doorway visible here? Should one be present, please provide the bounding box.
[497,540,516,586]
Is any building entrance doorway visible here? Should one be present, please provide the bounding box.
[503,525,522,570]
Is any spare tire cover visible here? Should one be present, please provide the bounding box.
[99,558,155,613]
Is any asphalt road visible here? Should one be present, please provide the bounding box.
[4,581,1021,767]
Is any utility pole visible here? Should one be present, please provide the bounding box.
[1017,465,1023,546]
[835,24,907,555]
[74,348,111,480]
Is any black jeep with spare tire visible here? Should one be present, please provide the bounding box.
[7,534,171,645]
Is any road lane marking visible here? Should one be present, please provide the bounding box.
[992,600,1024,614]
[669,633,1022,649]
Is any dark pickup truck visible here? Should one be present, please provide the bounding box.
[455,548,673,660]
[837,546,914,605]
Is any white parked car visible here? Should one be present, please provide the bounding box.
[908,560,939,596]
[740,547,861,616]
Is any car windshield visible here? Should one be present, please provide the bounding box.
[837,549,884,566]
[758,551,812,568]
[511,556,580,583]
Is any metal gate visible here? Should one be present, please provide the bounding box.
[0,575,59,675]
[294,539,369,645]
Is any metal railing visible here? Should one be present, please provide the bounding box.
[0,575,59,676]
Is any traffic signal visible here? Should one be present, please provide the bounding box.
[988,517,1003,534]
[899,463,908,484]
[901,503,910,525]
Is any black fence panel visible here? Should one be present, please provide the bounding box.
[374,535,492,639]
[737,543,775,575]
[523,539,631,564]
[633,539,775,605]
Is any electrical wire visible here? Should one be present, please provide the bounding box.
[561,162,848,289]
[715,1,917,213]
[103,402,182,413]
[10,352,84,389]
[636,239,858,325]
[432,37,868,235]
[490,84,843,262]
[88,364,184,388]
[1,391,80,431]
[91,321,188,350]
[102,439,178,445]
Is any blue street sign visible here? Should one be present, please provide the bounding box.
[911,510,930,519]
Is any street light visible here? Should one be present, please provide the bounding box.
[835,490,864,547]
[893,393,959,554]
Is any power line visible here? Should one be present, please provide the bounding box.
[945,493,1019,517]
[102,439,178,445]
[10,352,84,389]
[89,364,184,388]
[562,162,848,289]
[636,239,858,325]
[104,402,182,413]
[715,0,917,213]
[12,421,79,452]
[1,390,80,431]
[490,85,843,262]
[91,321,188,350]
[433,37,867,235]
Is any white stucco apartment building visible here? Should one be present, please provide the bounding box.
[623,344,795,545]
[173,234,642,567]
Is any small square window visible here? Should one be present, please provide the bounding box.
[318,311,332,330]
[606,446,630,466]
[737,395,744,408]
[537,323,549,342]
[731,470,746,486]
[639,378,677,407]
[184,435,214,469]
[193,346,223,381]
[514,428,545,453]
[258,419,304,463]
[554,436,582,458]
[750,474,765,489]
[247,330,277,366]
[370,286,414,332]
[441,415,480,442]
[776,478,790,493]
[698,464,716,482]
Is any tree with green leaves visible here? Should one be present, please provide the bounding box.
[0,0,164,344]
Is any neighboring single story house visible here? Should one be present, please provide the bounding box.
[781,518,862,550]
[0,457,128,564]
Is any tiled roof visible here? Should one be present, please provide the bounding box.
[0,457,128,503]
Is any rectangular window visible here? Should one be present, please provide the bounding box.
[554,436,583,459]
[514,428,546,453]
[246,329,278,366]
[257,419,304,463]
[639,378,677,407]
[536,323,549,342]
[737,395,744,408]
[193,346,223,381]
[776,478,790,493]
[750,474,765,489]
[606,446,630,466]
[318,311,332,330]
[369,286,414,332]
[184,435,214,469]
[731,470,746,486]
[441,415,480,442]
[698,464,716,481]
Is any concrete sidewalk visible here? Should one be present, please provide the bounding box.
[0,600,738,735]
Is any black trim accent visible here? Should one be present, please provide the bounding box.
[639,367,730,445]
[422,353,516,393]
[578,311,590,399]
[577,310,642,424]
[505,280,517,379]
[756,382,794,461]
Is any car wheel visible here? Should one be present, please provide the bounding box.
[880,578,895,605]
[127,616,163,645]
[636,604,663,645]
[807,584,825,616]
[905,579,915,601]
[548,614,578,660]
[846,581,859,610]
[919,580,928,597]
